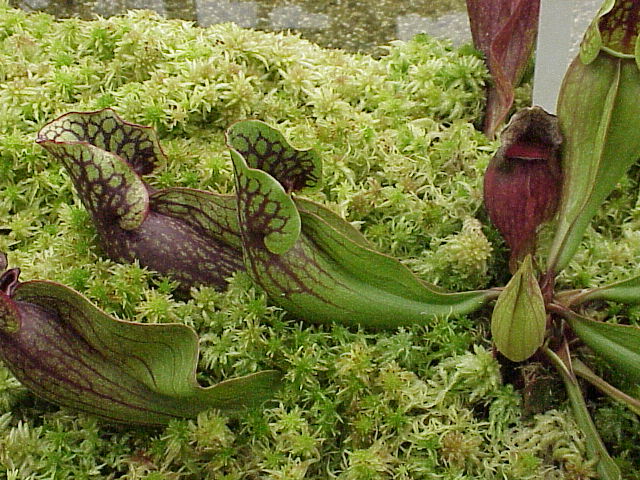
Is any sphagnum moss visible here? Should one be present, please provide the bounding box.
[1,1,640,478]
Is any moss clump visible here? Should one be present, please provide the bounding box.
[1,2,639,477]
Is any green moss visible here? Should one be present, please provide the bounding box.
[1,1,638,477]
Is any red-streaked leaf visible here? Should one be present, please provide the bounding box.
[37,110,245,290]
[227,119,322,194]
[580,0,640,64]
[37,108,164,175]
[150,188,243,250]
[0,268,281,425]
[226,120,495,328]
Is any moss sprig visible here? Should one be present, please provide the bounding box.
[2,1,638,476]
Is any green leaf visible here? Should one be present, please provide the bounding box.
[576,273,640,304]
[298,202,494,325]
[227,120,495,328]
[548,54,640,273]
[0,277,281,425]
[491,255,546,362]
[566,310,640,383]
[294,197,371,249]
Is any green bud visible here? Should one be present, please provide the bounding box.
[491,255,546,362]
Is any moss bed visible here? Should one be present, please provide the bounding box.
[1,3,640,478]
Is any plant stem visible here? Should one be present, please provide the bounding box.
[553,288,591,307]
[543,345,621,480]
[573,358,640,416]
[546,301,574,317]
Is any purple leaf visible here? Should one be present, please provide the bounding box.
[0,261,281,425]
[37,109,245,290]
[466,0,541,137]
